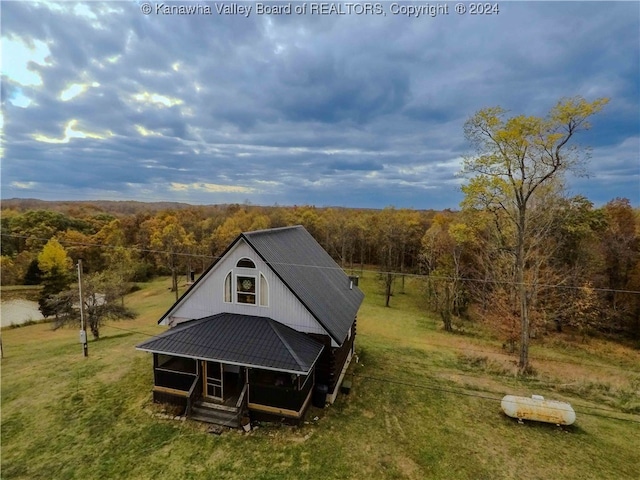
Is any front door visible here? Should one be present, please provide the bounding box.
[203,361,223,400]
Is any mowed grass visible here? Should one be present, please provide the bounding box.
[2,275,639,479]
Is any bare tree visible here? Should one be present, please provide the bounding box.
[461,96,608,373]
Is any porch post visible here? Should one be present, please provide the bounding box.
[153,353,158,385]
[246,368,250,404]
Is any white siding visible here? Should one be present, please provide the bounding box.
[166,240,328,336]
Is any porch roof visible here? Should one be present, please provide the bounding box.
[136,313,324,375]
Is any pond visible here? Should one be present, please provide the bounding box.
[1,299,45,327]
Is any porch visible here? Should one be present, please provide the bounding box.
[137,314,325,427]
[151,355,248,422]
[150,353,315,423]
[247,368,314,419]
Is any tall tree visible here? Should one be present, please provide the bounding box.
[372,208,428,306]
[461,96,608,373]
[37,238,73,318]
[421,213,472,331]
[144,214,195,300]
[37,237,72,276]
[600,198,640,336]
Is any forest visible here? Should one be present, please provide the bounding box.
[2,195,638,350]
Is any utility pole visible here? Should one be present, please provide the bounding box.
[77,259,88,357]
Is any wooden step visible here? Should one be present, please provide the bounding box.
[197,400,238,413]
[191,408,242,428]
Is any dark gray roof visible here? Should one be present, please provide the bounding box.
[137,313,324,374]
[243,226,364,344]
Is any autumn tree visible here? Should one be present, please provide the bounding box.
[57,229,104,273]
[142,213,196,300]
[37,238,73,318]
[461,96,608,373]
[372,208,422,307]
[9,210,90,252]
[0,256,20,285]
[543,195,606,333]
[210,208,270,256]
[421,213,473,331]
[1,212,19,257]
[600,198,640,336]
[395,209,423,294]
[37,237,72,276]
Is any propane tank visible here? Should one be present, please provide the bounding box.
[501,395,576,425]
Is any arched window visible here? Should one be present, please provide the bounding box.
[259,273,269,307]
[236,258,256,269]
[224,271,232,303]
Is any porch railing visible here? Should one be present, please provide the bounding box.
[185,374,203,417]
[235,382,248,410]
[248,379,313,412]
[155,369,197,391]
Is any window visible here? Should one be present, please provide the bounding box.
[236,258,256,269]
[236,275,256,304]
[156,354,197,374]
[224,272,232,303]
[224,258,266,306]
[259,273,269,306]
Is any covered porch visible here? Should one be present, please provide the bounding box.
[136,313,324,425]
[151,354,248,420]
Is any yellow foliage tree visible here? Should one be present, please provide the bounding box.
[37,238,72,276]
[461,96,608,373]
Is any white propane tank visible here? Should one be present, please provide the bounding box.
[501,395,576,425]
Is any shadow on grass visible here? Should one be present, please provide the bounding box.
[93,332,135,342]
[501,416,588,436]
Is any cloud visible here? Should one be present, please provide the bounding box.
[32,119,112,144]
[1,1,638,208]
[169,182,255,194]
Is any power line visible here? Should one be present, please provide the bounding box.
[356,332,639,373]
[2,232,639,295]
[20,309,636,402]
[98,323,640,424]
[3,227,638,373]
[139,292,637,374]
[372,356,640,415]
[12,313,638,424]
[101,322,640,419]
[1,233,215,259]
[174,297,639,373]
[349,372,640,424]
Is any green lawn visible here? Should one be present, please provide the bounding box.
[1,275,639,479]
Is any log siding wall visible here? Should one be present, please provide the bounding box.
[308,316,356,395]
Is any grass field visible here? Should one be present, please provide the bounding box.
[1,275,639,479]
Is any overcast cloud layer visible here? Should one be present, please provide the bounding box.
[2,1,638,209]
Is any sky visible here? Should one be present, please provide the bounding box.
[1,0,639,210]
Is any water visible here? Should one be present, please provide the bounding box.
[1,299,45,327]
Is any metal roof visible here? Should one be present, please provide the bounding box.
[242,226,365,344]
[137,313,324,375]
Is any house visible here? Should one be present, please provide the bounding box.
[136,225,364,427]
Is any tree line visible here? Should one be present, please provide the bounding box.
[2,197,637,341]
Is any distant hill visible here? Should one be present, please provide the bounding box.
[1,198,437,215]
[0,198,211,215]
